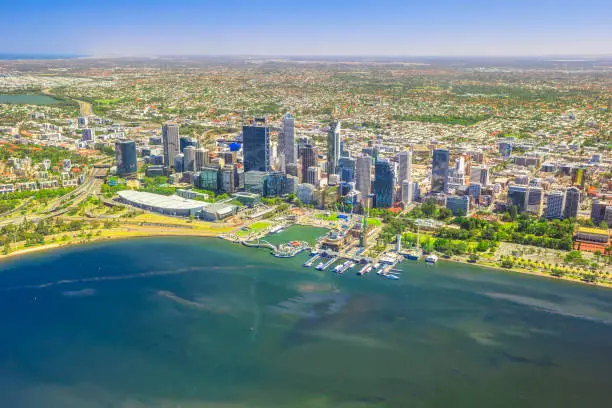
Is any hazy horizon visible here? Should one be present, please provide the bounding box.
[2,0,611,57]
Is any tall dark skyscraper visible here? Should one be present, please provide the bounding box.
[162,123,180,167]
[300,144,318,183]
[373,158,395,208]
[564,187,581,219]
[327,120,341,174]
[115,140,137,176]
[431,148,450,193]
[279,113,296,169]
[242,118,270,172]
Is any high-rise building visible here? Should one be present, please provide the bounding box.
[115,140,137,176]
[179,136,198,153]
[355,154,372,196]
[327,120,341,174]
[526,186,544,215]
[373,159,395,208]
[200,166,220,191]
[242,119,270,172]
[173,153,184,173]
[468,183,482,202]
[401,179,413,204]
[162,123,180,167]
[507,185,528,213]
[470,165,482,184]
[244,171,267,195]
[264,171,286,197]
[591,200,608,224]
[398,150,412,183]
[194,148,209,172]
[82,128,95,142]
[300,144,318,183]
[546,190,566,220]
[220,165,236,193]
[279,113,296,169]
[339,156,356,183]
[306,166,321,186]
[431,148,450,193]
[564,187,581,219]
[183,146,196,172]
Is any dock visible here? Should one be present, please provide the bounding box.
[303,254,321,267]
[316,257,337,271]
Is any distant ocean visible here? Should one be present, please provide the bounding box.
[0,53,85,60]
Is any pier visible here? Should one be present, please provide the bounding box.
[316,257,337,271]
[304,254,321,267]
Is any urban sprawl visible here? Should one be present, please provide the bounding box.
[0,56,611,284]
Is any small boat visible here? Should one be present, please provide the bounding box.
[425,254,438,264]
[385,274,400,280]
[315,262,324,270]
[405,251,420,261]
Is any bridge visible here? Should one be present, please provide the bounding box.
[242,239,277,252]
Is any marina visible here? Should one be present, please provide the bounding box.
[220,217,439,281]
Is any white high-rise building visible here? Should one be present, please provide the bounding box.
[279,113,296,168]
[546,190,566,220]
[355,154,372,196]
[327,120,341,174]
[162,123,180,167]
[183,146,196,172]
[194,148,209,172]
[398,150,412,184]
[401,179,413,204]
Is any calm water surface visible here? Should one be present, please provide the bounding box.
[0,232,611,408]
[0,94,61,105]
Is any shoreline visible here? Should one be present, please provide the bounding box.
[0,228,225,263]
[1,227,610,290]
[438,256,612,289]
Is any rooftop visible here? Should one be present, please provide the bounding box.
[117,190,209,211]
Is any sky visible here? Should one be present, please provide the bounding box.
[2,0,611,56]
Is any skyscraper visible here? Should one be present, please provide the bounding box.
[300,144,318,183]
[327,120,341,175]
[470,165,490,186]
[546,190,566,220]
[431,148,450,194]
[162,123,180,167]
[183,146,196,172]
[339,156,356,183]
[373,158,395,208]
[398,150,412,184]
[526,186,544,216]
[179,136,198,153]
[306,166,320,186]
[194,148,209,172]
[564,187,581,219]
[242,118,270,172]
[507,185,528,213]
[174,153,184,173]
[401,179,413,204]
[355,154,372,196]
[115,140,137,176]
[279,113,296,169]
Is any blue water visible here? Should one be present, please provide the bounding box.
[0,236,611,407]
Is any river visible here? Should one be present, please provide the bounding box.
[0,233,610,407]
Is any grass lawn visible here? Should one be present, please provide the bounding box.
[315,213,339,221]
[366,218,382,227]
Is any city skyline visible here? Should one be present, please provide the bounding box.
[2,0,611,56]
